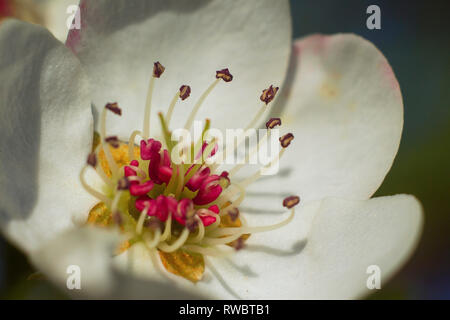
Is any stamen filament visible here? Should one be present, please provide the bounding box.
[201,137,218,164]
[100,108,119,177]
[188,216,205,243]
[205,212,221,232]
[210,208,294,237]
[165,91,180,125]
[182,245,234,257]
[144,228,162,248]
[128,165,147,179]
[228,129,270,177]
[217,183,245,209]
[80,166,111,205]
[136,205,149,235]
[211,104,268,173]
[92,144,115,188]
[245,103,267,132]
[201,233,243,246]
[143,76,155,139]
[158,112,173,151]
[239,148,286,189]
[160,214,172,242]
[111,191,123,213]
[184,79,220,130]
[128,130,142,161]
[175,164,185,198]
[158,228,190,252]
[192,119,211,162]
[183,164,202,184]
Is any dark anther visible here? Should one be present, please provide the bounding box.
[266,117,282,129]
[216,68,233,82]
[87,152,97,167]
[283,195,300,209]
[279,133,294,148]
[105,136,120,148]
[260,85,279,105]
[117,177,130,190]
[179,85,191,100]
[105,102,122,116]
[153,61,165,78]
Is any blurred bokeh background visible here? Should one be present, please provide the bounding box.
[0,0,448,299]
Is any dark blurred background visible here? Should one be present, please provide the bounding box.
[0,0,449,299]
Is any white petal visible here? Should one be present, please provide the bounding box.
[263,34,404,203]
[0,20,94,253]
[67,0,292,137]
[37,0,80,42]
[198,194,422,299]
[31,226,206,299]
[110,195,422,299]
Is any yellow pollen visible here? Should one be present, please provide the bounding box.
[98,143,140,177]
[159,250,205,283]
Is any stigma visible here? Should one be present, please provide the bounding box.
[80,62,299,282]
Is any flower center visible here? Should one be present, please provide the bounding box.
[80,62,299,283]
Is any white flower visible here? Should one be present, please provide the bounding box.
[0,0,422,299]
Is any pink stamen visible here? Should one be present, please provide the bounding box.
[173,198,194,226]
[196,206,220,226]
[199,215,216,227]
[195,141,218,160]
[158,150,173,183]
[124,160,140,184]
[140,139,162,160]
[208,205,220,214]
[158,166,173,184]
[193,175,223,205]
[186,167,211,191]
[135,196,157,216]
[155,195,177,222]
[130,180,154,196]
[148,152,162,184]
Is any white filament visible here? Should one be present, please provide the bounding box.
[158,228,190,253]
[184,79,219,130]
[166,91,180,125]
[143,76,155,139]
[100,107,119,177]
[128,130,142,161]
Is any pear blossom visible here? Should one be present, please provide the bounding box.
[0,0,423,299]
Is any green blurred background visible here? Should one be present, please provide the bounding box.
[0,0,449,299]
